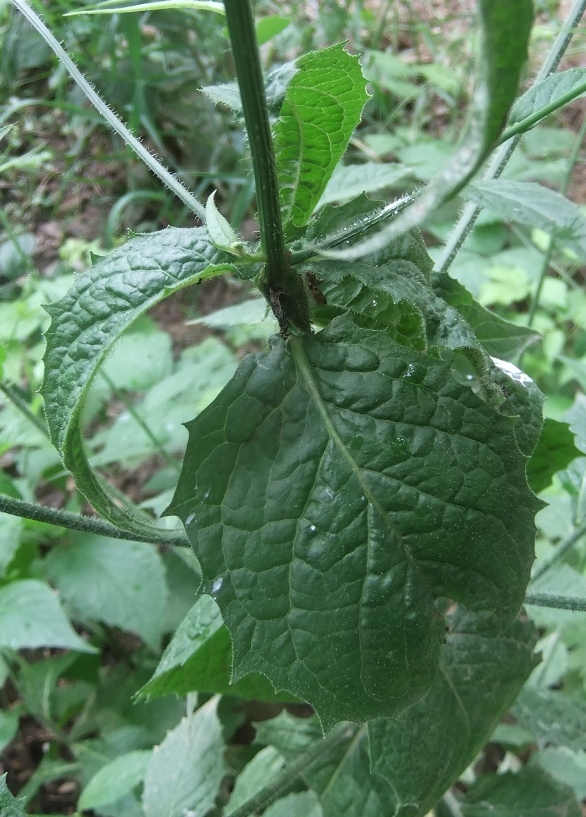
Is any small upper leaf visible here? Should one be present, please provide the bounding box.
[274,43,369,230]
[168,316,540,729]
[507,68,586,132]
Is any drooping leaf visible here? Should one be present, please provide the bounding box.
[527,419,581,494]
[368,610,538,817]
[317,162,411,208]
[0,775,26,817]
[460,766,581,817]
[227,747,286,814]
[257,611,536,817]
[43,534,168,652]
[507,68,586,133]
[142,697,224,817]
[168,315,540,729]
[319,0,534,259]
[465,180,586,261]
[512,686,586,752]
[79,750,152,811]
[137,595,297,703]
[431,271,539,360]
[274,43,369,230]
[0,579,96,653]
[41,227,235,538]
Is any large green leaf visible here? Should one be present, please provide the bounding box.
[460,767,581,817]
[137,595,297,703]
[431,272,539,361]
[465,180,586,260]
[41,227,235,539]
[168,315,540,729]
[43,534,168,652]
[368,610,538,817]
[256,611,536,817]
[274,43,369,230]
[318,0,534,259]
[142,697,224,817]
[0,579,96,653]
[507,68,586,133]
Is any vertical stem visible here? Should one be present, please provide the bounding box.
[223,0,308,331]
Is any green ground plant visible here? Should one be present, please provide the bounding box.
[3,0,586,814]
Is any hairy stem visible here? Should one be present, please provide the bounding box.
[0,494,189,546]
[9,0,206,219]
[226,722,357,817]
[435,0,586,274]
[525,592,586,612]
[223,0,308,331]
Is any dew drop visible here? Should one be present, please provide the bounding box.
[309,524,316,532]
[185,513,195,526]
[211,577,223,594]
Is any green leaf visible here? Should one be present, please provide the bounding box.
[0,775,26,817]
[205,191,241,253]
[507,68,586,134]
[0,513,22,577]
[369,609,538,817]
[0,579,96,653]
[512,687,586,752]
[79,750,152,811]
[168,316,540,729]
[319,0,534,259]
[227,746,286,814]
[43,534,168,652]
[255,14,290,45]
[431,271,539,360]
[460,767,581,817]
[465,180,586,261]
[142,697,225,817]
[137,595,297,702]
[274,43,369,229]
[527,419,581,494]
[534,747,586,801]
[317,162,411,208]
[0,709,19,755]
[264,792,323,817]
[41,227,235,538]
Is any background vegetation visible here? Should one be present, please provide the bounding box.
[1,0,586,814]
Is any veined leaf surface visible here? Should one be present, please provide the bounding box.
[274,43,369,230]
[42,227,235,539]
[507,67,586,132]
[168,316,540,728]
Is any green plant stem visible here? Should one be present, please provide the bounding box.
[226,722,357,817]
[435,0,586,274]
[498,78,586,145]
[525,592,586,612]
[9,0,206,220]
[0,494,188,545]
[0,383,48,437]
[223,0,305,328]
[531,518,586,582]
[527,111,586,327]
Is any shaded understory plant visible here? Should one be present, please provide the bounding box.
[3,0,586,814]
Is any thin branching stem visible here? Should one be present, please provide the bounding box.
[531,518,586,582]
[226,722,358,817]
[435,0,586,274]
[0,494,189,546]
